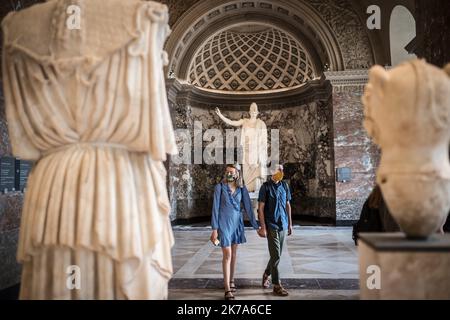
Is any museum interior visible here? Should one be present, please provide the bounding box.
[0,0,449,301]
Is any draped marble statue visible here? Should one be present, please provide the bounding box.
[2,0,177,299]
[215,103,268,193]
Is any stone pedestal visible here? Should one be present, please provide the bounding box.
[358,233,450,300]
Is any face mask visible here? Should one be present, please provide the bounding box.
[272,171,283,182]
[226,173,236,182]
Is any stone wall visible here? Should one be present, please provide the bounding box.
[325,70,380,224]
[167,79,335,223]
[307,0,374,69]
[0,192,23,290]
[0,88,23,289]
[414,0,450,68]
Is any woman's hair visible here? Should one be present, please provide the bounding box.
[222,164,244,188]
[368,185,383,209]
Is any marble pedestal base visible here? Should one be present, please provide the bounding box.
[358,233,450,300]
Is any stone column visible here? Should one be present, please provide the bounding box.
[325,70,380,225]
[166,79,193,222]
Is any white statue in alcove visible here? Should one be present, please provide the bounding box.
[215,102,268,193]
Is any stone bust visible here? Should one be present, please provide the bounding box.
[362,59,450,238]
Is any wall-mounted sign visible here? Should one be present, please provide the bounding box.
[17,159,33,191]
[336,167,352,183]
[0,157,33,193]
[0,156,16,192]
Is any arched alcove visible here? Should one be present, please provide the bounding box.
[166,78,335,223]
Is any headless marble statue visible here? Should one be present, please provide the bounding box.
[363,59,450,238]
[2,0,177,299]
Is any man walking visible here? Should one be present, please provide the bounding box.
[257,164,292,296]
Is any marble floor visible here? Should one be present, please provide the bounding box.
[169,226,360,300]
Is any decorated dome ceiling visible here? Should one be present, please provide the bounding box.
[188,25,316,92]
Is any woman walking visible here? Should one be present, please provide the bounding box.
[210,164,260,300]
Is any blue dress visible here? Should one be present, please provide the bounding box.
[211,182,260,247]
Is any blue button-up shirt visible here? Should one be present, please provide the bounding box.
[258,180,291,231]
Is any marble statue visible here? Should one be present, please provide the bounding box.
[215,103,268,193]
[2,0,177,299]
[362,59,450,238]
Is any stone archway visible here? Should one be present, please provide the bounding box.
[165,0,346,78]
[165,0,378,80]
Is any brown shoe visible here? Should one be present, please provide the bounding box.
[273,284,289,296]
[262,272,270,289]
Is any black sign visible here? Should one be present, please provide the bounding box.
[0,156,16,192]
[17,159,33,191]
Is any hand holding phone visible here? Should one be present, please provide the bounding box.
[210,230,220,246]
